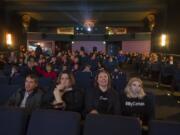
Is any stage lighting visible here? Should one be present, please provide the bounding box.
[76,27,79,30]
[84,19,96,32]
[87,27,92,32]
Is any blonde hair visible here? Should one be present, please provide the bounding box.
[150,53,158,63]
[124,77,146,99]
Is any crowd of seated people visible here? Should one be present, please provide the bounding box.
[3,72,154,127]
[0,48,179,129]
[0,49,179,86]
[132,52,179,88]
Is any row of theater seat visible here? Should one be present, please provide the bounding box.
[0,108,180,135]
[0,71,127,90]
[138,63,180,90]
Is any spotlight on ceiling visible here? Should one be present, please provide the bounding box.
[76,27,79,30]
[87,27,92,32]
[84,19,96,32]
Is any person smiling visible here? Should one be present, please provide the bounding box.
[120,77,155,126]
[85,70,120,115]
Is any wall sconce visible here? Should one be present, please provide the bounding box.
[160,34,167,47]
[6,33,12,46]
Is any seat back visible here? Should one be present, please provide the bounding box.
[0,76,9,85]
[173,69,180,91]
[112,72,127,94]
[27,110,81,135]
[161,64,175,76]
[75,72,92,90]
[38,77,53,91]
[10,76,25,85]
[151,63,161,72]
[0,107,27,135]
[149,120,180,135]
[0,84,20,105]
[84,114,141,135]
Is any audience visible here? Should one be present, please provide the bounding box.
[1,48,180,127]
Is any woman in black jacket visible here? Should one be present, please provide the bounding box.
[85,70,120,115]
[52,71,84,113]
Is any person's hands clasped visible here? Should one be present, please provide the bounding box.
[53,83,66,106]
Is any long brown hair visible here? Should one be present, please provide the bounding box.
[94,69,112,90]
[56,71,75,86]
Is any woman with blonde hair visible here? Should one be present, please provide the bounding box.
[120,77,155,125]
[124,77,146,99]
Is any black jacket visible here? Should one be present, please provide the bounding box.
[7,87,46,113]
[120,93,155,125]
[85,87,120,115]
[62,87,85,113]
[50,86,85,113]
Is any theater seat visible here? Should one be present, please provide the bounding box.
[112,72,127,94]
[159,64,175,85]
[150,63,161,81]
[27,110,81,135]
[0,107,27,135]
[38,77,53,91]
[149,120,180,135]
[172,69,180,91]
[74,72,92,90]
[10,76,25,85]
[0,85,20,105]
[0,76,9,85]
[83,114,141,135]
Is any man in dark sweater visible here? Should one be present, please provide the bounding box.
[7,74,47,113]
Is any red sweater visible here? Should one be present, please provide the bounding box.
[35,66,57,80]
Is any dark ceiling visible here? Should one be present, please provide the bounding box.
[1,0,168,28]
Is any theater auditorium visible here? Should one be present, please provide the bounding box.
[0,0,180,135]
